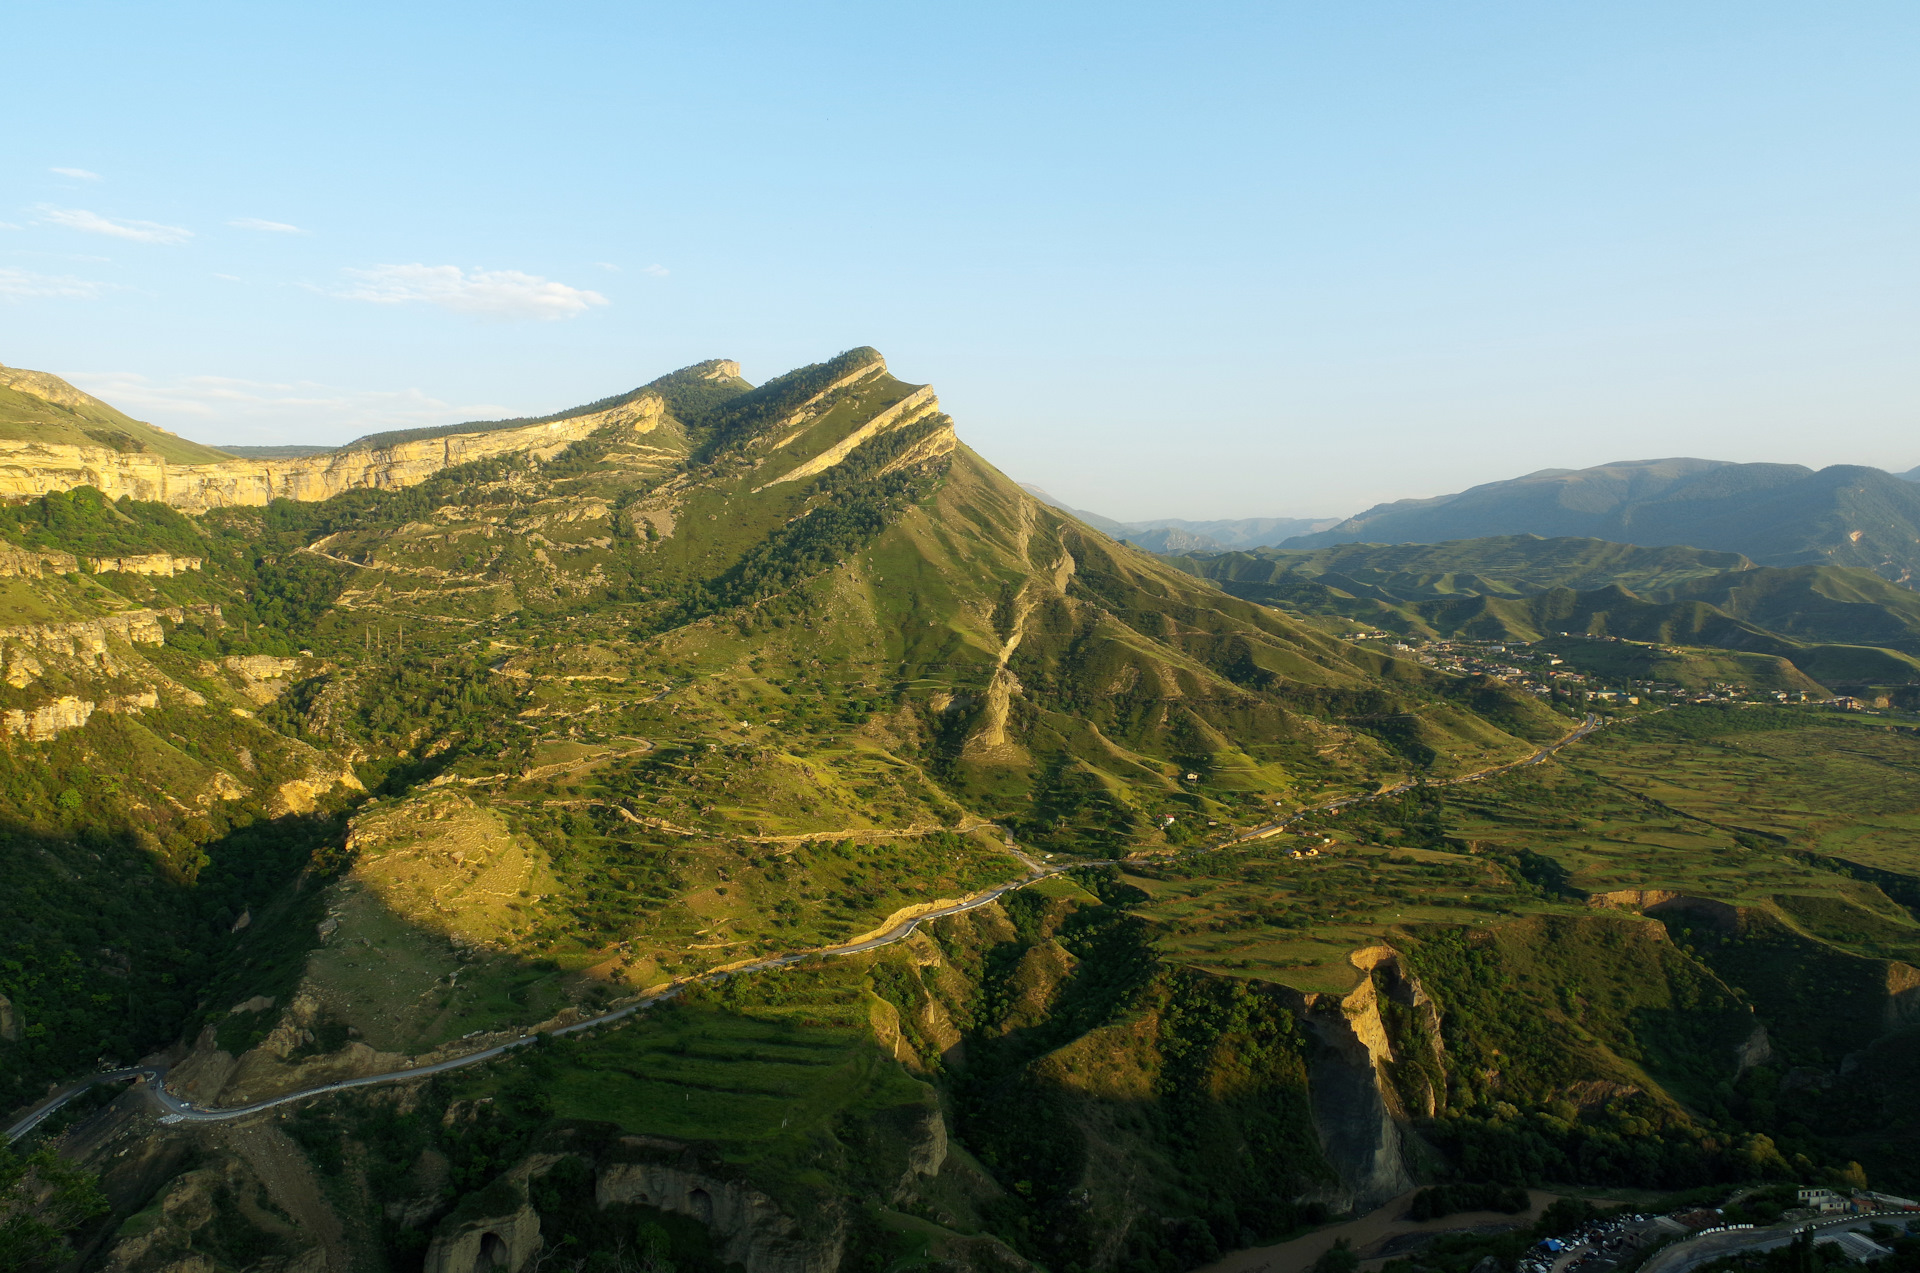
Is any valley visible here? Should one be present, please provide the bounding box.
[1,353,1917,1273]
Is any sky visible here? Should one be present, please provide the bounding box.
[3,1,1917,520]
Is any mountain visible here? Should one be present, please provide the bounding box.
[0,363,235,464]
[1283,456,1920,584]
[1170,534,1920,691]
[1125,514,1341,547]
[0,363,632,508]
[0,347,1564,1107]
[1181,534,1758,599]
[1018,484,1336,551]
[8,356,1920,1273]
[1017,483,1131,535]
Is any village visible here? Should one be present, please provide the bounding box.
[1335,631,1833,709]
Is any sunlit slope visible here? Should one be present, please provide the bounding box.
[1173,534,1920,690]
[0,364,233,463]
[1284,456,1920,582]
[168,348,1568,1075]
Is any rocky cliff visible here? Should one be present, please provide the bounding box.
[0,365,674,510]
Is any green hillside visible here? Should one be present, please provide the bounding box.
[1284,457,1920,583]
[1170,535,1920,691]
[0,350,1566,1111]
[8,360,1920,1273]
[0,365,234,464]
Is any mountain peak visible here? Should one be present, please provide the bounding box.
[0,362,130,417]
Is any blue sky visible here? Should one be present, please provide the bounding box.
[4,1,1917,519]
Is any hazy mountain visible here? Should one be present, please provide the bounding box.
[1018,484,1336,551]
[1282,457,1920,584]
[1017,483,1132,535]
[1127,514,1341,546]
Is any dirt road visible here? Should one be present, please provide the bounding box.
[1200,1190,1570,1273]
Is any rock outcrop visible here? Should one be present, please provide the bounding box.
[0,392,666,512]
[0,541,78,576]
[421,1188,542,1273]
[1286,945,1442,1212]
[0,606,211,737]
[1887,961,1920,1031]
[89,552,203,576]
[597,1139,847,1273]
[1588,889,1741,933]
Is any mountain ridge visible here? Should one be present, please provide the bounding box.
[1280,456,1920,584]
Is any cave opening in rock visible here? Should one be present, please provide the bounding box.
[476,1231,510,1271]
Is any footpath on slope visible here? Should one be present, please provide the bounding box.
[6,713,1608,1142]
[1227,713,1603,846]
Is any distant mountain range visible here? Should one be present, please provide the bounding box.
[1018,485,1336,552]
[1278,457,1920,584]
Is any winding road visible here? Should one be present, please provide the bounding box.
[6,714,1606,1144]
[4,859,1096,1142]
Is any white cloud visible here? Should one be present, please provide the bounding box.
[66,370,520,448]
[229,217,305,233]
[641,263,670,277]
[0,222,22,231]
[38,206,192,245]
[595,261,621,272]
[336,264,608,320]
[51,167,102,181]
[0,268,106,300]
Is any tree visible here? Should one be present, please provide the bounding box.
[0,1144,108,1272]
[1313,1238,1360,1273]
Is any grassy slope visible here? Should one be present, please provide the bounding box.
[1279,459,1920,582]
[0,375,233,464]
[1171,537,1920,691]
[1107,705,1920,1188]
[233,353,1569,1055]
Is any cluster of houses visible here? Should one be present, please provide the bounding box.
[1796,1188,1920,1216]
[1340,632,1864,708]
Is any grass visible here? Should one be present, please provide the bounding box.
[1112,708,1920,997]
[543,1003,926,1159]
[303,884,573,1054]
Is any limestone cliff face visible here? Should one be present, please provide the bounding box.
[0,392,665,511]
[89,551,203,575]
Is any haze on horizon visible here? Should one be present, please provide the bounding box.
[3,0,1917,522]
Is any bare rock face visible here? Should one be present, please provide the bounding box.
[1734,1022,1774,1073]
[421,1193,542,1273]
[1286,945,1441,1213]
[89,552,203,576]
[0,403,638,512]
[597,1141,847,1273]
[0,991,18,1041]
[1887,961,1920,1030]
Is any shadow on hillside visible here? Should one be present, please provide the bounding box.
[0,807,346,1118]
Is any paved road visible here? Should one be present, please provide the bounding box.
[6,857,1107,1141]
[1229,714,1603,845]
[8,715,1612,1142]
[1640,1217,1894,1273]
